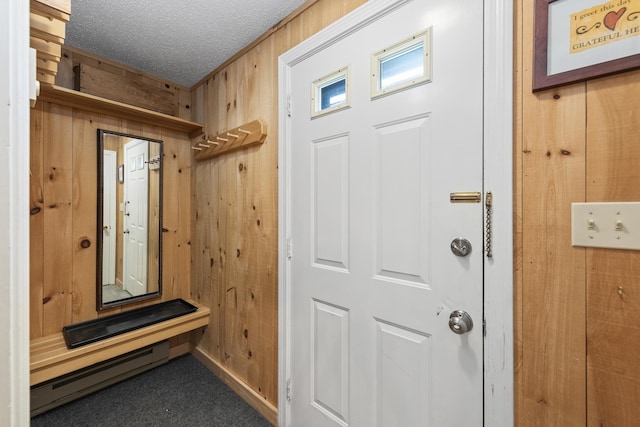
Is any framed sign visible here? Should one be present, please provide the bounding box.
[533,0,640,91]
[117,164,124,183]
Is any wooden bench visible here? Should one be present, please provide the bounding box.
[30,301,210,386]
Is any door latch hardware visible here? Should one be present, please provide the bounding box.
[449,310,474,335]
[450,192,481,203]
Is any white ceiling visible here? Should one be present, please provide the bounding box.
[64,0,309,88]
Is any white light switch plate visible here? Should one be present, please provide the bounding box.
[572,202,640,250]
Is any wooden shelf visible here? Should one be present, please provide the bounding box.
[30,301,210,386]
[37,85,204,136]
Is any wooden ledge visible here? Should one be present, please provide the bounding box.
[30,301,210,386]
[37,85,204,136]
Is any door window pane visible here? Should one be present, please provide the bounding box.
[312,67,350,118]
[371,28,432,98]
[321,78,347,110]
[380,43,424,89]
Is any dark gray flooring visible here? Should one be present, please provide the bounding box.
[102,284,132,303]
[30,354,273,427]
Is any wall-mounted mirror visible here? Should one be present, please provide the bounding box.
[97,129,163,310]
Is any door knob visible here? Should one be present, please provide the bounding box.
[449,310,473,335]
[450,238,471,257]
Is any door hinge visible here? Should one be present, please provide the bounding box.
[287,95,292,117]
[286,378,292,402]
[287,237,293,259]
[483,317,487,337]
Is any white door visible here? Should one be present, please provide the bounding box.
[123,139,149,297]
[285,0,484,425]
[102,150,117,286]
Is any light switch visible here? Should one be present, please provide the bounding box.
[572,202,640,250]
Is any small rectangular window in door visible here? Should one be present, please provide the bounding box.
[371,28,432,98]
[311,67,350,118]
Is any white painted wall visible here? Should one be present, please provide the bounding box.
[0,0,31,425]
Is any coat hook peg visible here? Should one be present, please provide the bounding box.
[191,146,203,151]
[204,135,219,145]
[227,132,239,138]
[216,136,229,142]
[238,128,251,135]
[198,143,210,148]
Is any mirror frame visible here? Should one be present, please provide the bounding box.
[96,129,164,310]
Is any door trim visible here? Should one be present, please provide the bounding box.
[103,150,117,286]
[1,0,31,424]
[277,0,514,425]
[482,0,514,424]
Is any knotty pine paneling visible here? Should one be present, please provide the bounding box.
[30,98,45,339]
[190,0,367,409]
[29,101,192,338]
[516,0,640,425]
[42,103,74,335]
[585,73,640,426]
[56,46,192,121]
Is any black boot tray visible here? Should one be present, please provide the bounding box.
[62,299,198,349]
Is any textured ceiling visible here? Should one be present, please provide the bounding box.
[65,0,309,88]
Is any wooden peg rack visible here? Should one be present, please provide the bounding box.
[193,119,267,161]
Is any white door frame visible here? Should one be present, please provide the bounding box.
[103,150,117,286]
[0,0,31,424]
[277,0,514,425]
[123,139,149,296]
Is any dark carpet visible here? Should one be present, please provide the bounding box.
[30,354,273,427]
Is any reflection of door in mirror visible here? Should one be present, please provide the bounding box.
[98,129,163,310]
[123,139,149,297]
[102,150,117,287]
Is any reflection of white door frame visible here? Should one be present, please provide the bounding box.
[123,139,149,297]
[102,150,117,286]
[278,0,514,425]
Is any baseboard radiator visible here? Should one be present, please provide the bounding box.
[31,340,170,417]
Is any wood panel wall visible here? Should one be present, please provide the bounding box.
[56,46,192,120]
[515,0,640,425]
[189,0,367,412]
[30,0,640,423]
[29,101,192,341]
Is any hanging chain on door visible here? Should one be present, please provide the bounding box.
[485,191,493,258]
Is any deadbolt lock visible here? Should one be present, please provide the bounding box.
[450,238,472,257]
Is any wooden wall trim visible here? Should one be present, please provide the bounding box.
[192,347,278,426]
